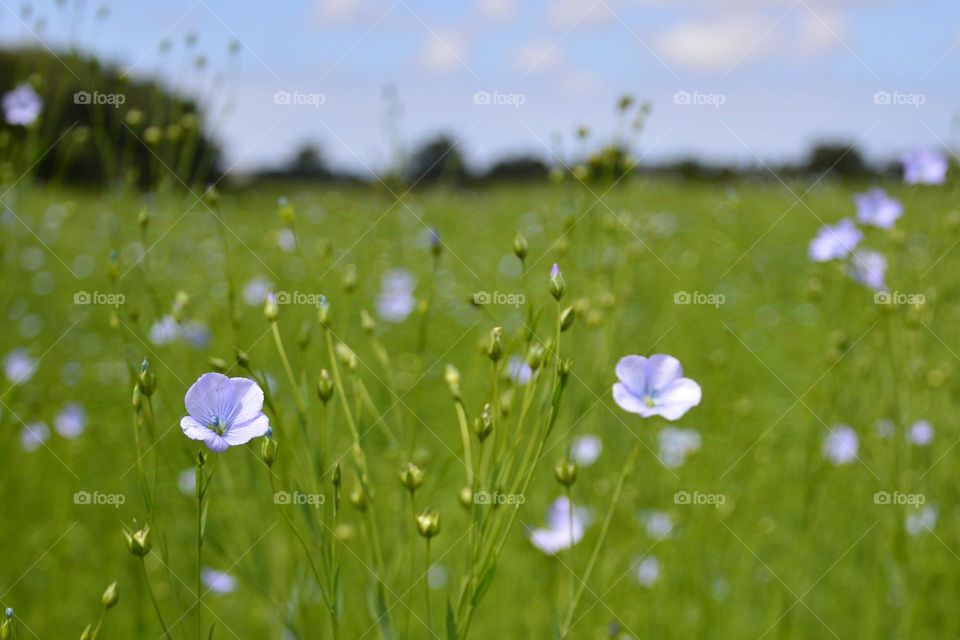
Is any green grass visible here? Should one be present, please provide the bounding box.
[1,176,959,638]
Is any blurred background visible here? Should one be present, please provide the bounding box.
[0,0,958,186]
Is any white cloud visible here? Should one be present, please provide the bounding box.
[547,0,612,29]
[796,9,846,56]
[419,30,470,73]
[512,40,564,73]
[657,16,773,71]
[315,0,367,24]
[475,0,518,22]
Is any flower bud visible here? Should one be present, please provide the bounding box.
[137,208,149,229]
[429,228,442,257]
[360,309,376,336]
[342,264,357,294]
[298,322,311,351]
[486,327,503,363]
[101,582,119,609]
[264,293,279,322]
[333,464,342,489]
[513,232,528,261]
[317,303,330,327]
[445,364,462,400]
[124,524,151,557]
[335,343,358,373]
[137,359,155,397]
[132,384,142,411]
[527,343,545,371]
[416,509,441,539]
[208,356,228,373]
[399,462,424,493]
[554,459,578,487]
[261,429,277,467]
[474,403,493,442]
[79,624,92,640]
[558,359,572,382]
[458,486,473,508]
[277,197,295,226]
[560,306,576,332]
[317,369,334,404]
[550,263,566,300]
[236,349,250,369]
[349,488,368,512]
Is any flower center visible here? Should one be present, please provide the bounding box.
[643,395,656,408]
[209,415,226,436]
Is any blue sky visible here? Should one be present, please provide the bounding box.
[2,0,959,174]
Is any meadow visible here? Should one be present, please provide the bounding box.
[2,170,958,639]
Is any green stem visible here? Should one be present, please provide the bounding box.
[559,438,643,637]
[139,558,172,640]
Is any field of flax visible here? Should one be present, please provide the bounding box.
[2,175,959,639]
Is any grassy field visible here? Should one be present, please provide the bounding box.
[1,175,958,639]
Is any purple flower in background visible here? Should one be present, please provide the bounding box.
[613,354,701,421]
[180,373,270,453]
[149,316,180,345]
[901,149,947,185]
[908,420,934,446]
[635,556,661,588]
[507,356,532,385]
[906,506,937,536]
[657,427,702,468]
[855,189,902,228]
[528,496,590,555]
[571,434,602,466]
[54,403,87,438]
[21,421,49,452]
[3,84,43,126]
[847,249,887,291]
[376,269,416,323]
[823,425,858,465]
[808,218,861,262]
[4,349,36,384]
[201,568,237,594]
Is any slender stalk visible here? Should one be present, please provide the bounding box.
[139,558,172,640]
[559,438,643,637]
